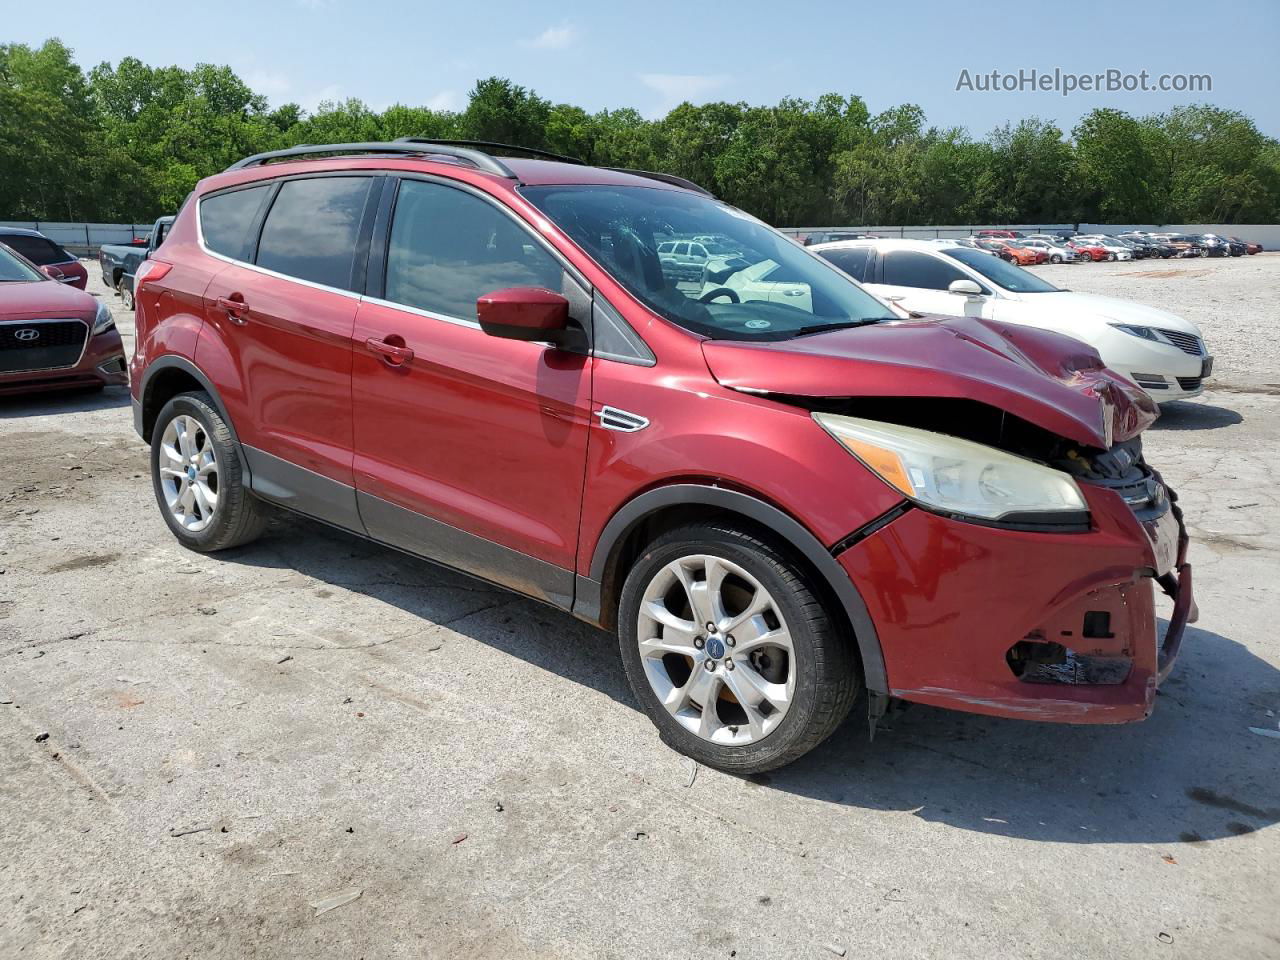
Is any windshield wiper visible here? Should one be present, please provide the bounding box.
[791,318,893,337]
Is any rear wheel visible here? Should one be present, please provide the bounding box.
[618,524,859,774]
[150,391,268,552]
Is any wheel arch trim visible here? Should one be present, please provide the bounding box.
[137,355,251,482]
[584,483,888,695]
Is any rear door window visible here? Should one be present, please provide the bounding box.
[881,251,968,290]
[817,247,871,281]
[384,179,564,323]
[256,177,374,289]
[2,234,68,266]
[200,185,271,262]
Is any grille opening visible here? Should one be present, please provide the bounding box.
[1,320,89,373]
[1158,329,1204,356]
[1176,376,1203,391]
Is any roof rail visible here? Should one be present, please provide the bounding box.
[393,137,585,166]
[605,168,714,197]
[225,142,518,178]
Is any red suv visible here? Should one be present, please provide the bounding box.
[130,140,1195,773]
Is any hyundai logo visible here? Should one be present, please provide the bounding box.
[14,328,40,342]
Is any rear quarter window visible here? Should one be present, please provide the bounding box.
[1,234,69,266]
[200,185,271,261]
[818,247,871,281]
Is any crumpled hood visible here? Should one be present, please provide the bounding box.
[1009,291,1202,335]
[702,315,1159,448]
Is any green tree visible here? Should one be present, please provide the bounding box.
[0,39,99,219]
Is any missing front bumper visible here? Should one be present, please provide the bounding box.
[838,476,1196,724]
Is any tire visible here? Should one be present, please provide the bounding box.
[121,285,134,311]
[1050,255,1062,264]
[617,523,859,774]
[150,391,268,552]
[1107,252,1117,261]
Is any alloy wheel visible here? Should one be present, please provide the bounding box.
[636,554,795,745]
[158,414,219,532]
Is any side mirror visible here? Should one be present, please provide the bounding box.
[40,264,66,282]
[477,287,570,344]
[948,279,984,297]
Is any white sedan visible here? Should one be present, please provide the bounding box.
[811,239,1211,402]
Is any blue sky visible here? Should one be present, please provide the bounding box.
[11,0,1279,136]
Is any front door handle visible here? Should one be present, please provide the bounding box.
[217,296,249,324]
[365,337,414,366]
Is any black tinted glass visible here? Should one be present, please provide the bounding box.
[257,177,373,289]
[385,179,564,321]
[2,234,66,266]
[881,251,965,290]
[201,186,270,261]
[818,247,870,281]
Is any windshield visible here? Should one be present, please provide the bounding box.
[0,243,44,282]
[520,185,894,341]
[942,247,1061,293]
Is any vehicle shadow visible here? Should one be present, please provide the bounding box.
[1152,399,1243,430]
[0,384,130,419]
[222,512,1278,847]
[769,617,1280,845]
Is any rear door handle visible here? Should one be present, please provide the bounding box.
[365,337,414,366]
[217,296,249,324]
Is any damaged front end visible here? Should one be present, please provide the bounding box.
[701,314,1197,724]
[833,429,1197,724]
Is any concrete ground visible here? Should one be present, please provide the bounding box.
[2,256,1278,959]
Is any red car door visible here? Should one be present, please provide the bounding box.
[351,177,592,607]
[198,174,380,529]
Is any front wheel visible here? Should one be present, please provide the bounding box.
[617,524,859,774]
[150,391,268,552]
[121,285,134,311]
[1050,255,1062,264]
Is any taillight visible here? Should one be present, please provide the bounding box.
[135,259,172,288]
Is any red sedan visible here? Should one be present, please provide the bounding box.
[0,242,127,395]
[0,227,89,289]
[1068,240,1108,262]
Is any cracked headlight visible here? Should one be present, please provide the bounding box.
[92,300,115,335]
[1109,323,1159,341]
[814,413,1088,525]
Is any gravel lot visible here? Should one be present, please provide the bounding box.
[2,257,1278,959]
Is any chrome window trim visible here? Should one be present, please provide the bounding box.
[360,294,481,331]
[0,317,91,374]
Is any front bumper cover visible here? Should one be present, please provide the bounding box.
[838,477,1195,724]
